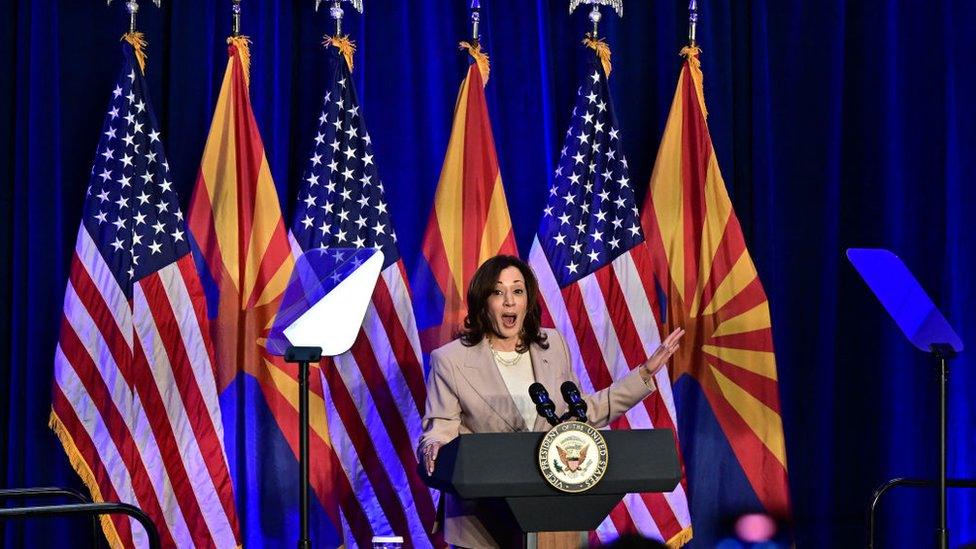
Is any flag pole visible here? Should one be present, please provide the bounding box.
[105,0,161,34]
[569,0,623,40]
[315,0,363,37]
[470,0,481,46]
[231,0,242,37]
[688,0,698,47]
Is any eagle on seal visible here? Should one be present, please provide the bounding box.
[556,443,589,473]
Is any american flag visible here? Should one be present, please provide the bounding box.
[50,43,240,548]
[289,44,436,547]
[527,50,693,545]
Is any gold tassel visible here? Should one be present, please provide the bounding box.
[459,41,490,85]
[679,45,708,118]
[583,33,612,78]
[121,32,148,74]
[324,34,357,72]
[227,36,252,86]
[49,411,124,548]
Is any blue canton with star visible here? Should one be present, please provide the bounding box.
[82,44,190,297]
[538,52,643,288]
[290,47,400,269]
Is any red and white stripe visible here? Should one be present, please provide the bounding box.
[529,237,692,544]
[52,226,240,548]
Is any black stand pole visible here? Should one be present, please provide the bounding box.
[285,346,323,549]
[933,344,954,549]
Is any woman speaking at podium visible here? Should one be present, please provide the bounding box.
[417,255,684,548]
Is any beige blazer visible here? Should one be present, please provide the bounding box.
[419,328,656,548]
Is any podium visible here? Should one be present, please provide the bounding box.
[424,429,680,533]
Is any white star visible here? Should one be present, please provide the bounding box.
[101,148,114,161]
[99,168,113,182]
[582,112,594,125]
[373,221,386,235]
[571,241,583,254]
[591,229,603,242]
[174,211,184,223]
[362,153,373,166]
[132,121,143,135]
[124,112,136,125]
[575,221,587,233]
[111,237,125,251]
[133,212,147,226]
[350,104,359,117]
[330,139,341,152]
[628,223,641,236]
[314,132,325,145]
[343,146,357,159]
[321,200,334,213]
[599,189,611,201]
[587,249,600,263]
[332,118,342,132]
[607,149,616,160]
[344,126,357,139]
[128,70,135,81]
[544,205,554,217]
[360,174,372,186]
[341,167,354,181]
[353,236,366,248]
[567,261,579,274]
[113,85,122,98]
[553,233,566,245]
[354,215,368,229]
[318,111,328,124]
[135,100,145,113]
[307,173,319,186]
[338,77,346,87]
[609,237,620,249]
[148,240,162,254]
[94,211,108,224]
[151,220,165,233]
[104,127,117,140]
[591,71,601,83]
[612,216,623,229]
[555,166,563,177]
[562,192,576,205]
[327,160,339,173]
[568,172,581,185]
[609,128,619,140]
[109,107,119,119]
[595,210,607,222]
[303,194,317,208]
[337,208,350,222]
[614,196,627,209]
[159,180,173,193]
[618,176,630,187]
[596,100,607,112]
[311,153,322,166]
[319,221,331,235]
[558,212,571,225]
[356,195,370,208]
[171,228,184,242]
[301,215,314,229]
[111,217,126,230]
[335,228,347,242]
[573,152,585,165]
[120,153,133,167]
[376,201,387,214]
[115,196,129,209]
[146,151,156,164]
[594,121,604,133]
[602,168,613,181]
[586,91,598,104]
[362,133,372,146]
[97,189,110,203]
[126,91,135,103]
[140,172,153,185]
[122,134,135,148]
[156,201,169,213]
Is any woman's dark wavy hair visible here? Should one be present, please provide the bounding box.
[458,255,549,352]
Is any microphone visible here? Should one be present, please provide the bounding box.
[528,383,561,426]
[560,381,588,423]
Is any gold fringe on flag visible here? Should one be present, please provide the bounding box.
[666,525,694,548]
[679,45,708,118]
[49,411,124,548]
[583,33,612,78]
[324,34,357,72]
[459,41,490,85]
[121,32,148,74]
[227,36,253,85]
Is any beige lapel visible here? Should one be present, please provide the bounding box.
[529,339,558,431]
[455,338,526,431]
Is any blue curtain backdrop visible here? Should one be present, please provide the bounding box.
[2,0,975,547]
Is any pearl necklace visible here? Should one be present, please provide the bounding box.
[489,339,523,367]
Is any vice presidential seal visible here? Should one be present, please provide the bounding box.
[538,421,609,493]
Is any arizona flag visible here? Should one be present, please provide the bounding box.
[640,46,791,544]
[413,43,519,352]
[187,37,344,545]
